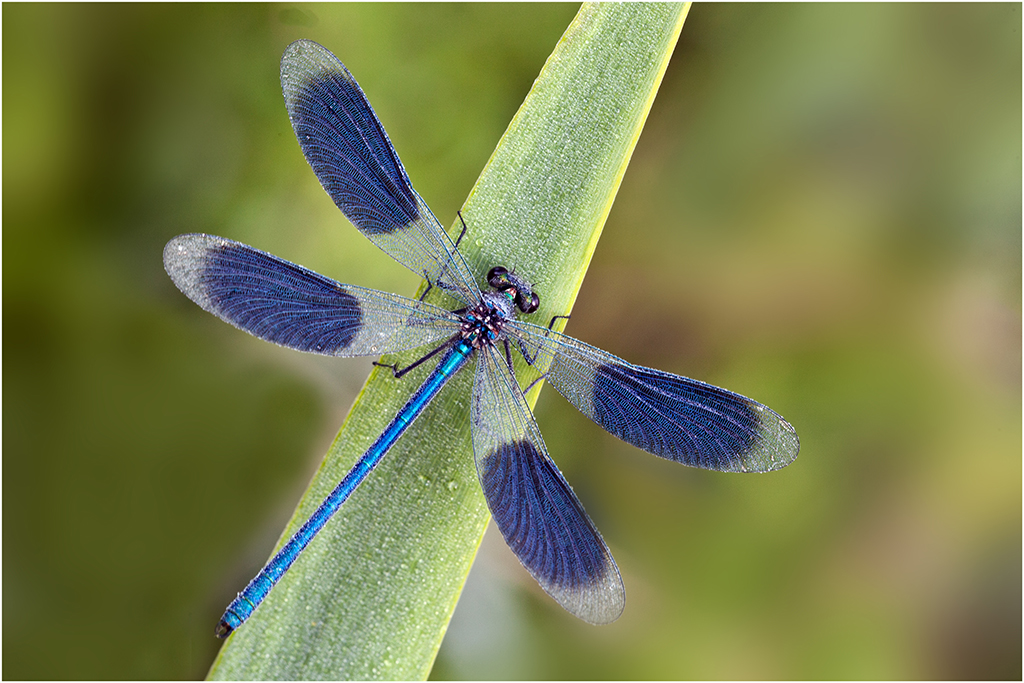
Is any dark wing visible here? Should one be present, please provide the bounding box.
[281,39,479,305]
[471,342,624,624]
[509,320,800,473]
[163,234,460,356]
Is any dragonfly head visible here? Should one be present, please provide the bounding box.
[487,266,539,314]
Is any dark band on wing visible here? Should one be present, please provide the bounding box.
[282,40,419,236]
[480,440,618,606]
[173,238,363,353]
[481,440,603,589]
[591,362,761,470]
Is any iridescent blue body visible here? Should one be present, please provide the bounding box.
[217,338,474,634]
[163,39,800,636]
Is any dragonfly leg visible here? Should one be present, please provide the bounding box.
[521,372,550,395]
[418,271,436,302]
[374,336,457,379]
[518,313,570,364]
[547,314,570,331]
[502,338,515,374]
[453,211,469,249]
[418,271,464,302]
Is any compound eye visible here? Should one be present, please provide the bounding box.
[519,291,540,314]
[487,266,508,288]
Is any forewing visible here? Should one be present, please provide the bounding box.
[281,39,479,305]
[471,343,624,624]
[164,234,460,356]
[509,321,800,473]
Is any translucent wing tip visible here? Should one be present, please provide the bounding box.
[552,561,625,625]
[737,405,800,473]
[281,40,344,117]
[282,38,328,63]
[282,40,335,82]
[281,38,333,74]
[163,233,221,311]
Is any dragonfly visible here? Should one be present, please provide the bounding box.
[164,39,800,637]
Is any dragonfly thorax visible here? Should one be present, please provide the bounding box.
[460,269,540,350]
[462,292,514,349]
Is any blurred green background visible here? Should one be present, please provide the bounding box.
[4,3,1020,680]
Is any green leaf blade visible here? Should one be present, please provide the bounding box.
[209,3,689,679]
